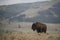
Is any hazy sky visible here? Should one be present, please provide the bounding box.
[0,0,51,5]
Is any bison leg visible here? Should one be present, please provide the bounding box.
[37,29,40,33]
[42,28,46,33]
[37,28,42,33]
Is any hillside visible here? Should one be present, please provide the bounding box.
[0,1,60,23]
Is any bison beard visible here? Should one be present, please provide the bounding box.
[32,22,47,33]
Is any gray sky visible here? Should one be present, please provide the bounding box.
[0,0,51,5]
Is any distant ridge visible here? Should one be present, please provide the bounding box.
[0,1,60,23]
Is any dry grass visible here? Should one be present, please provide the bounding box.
[0,31,60,40]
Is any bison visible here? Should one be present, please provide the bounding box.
[32,22,47,33]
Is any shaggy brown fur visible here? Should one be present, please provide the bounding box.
[32,22,47,33]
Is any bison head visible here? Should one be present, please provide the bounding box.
[32,23,37,31]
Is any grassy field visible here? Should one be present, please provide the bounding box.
[0,31,60,40]
[0,22,60,40]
